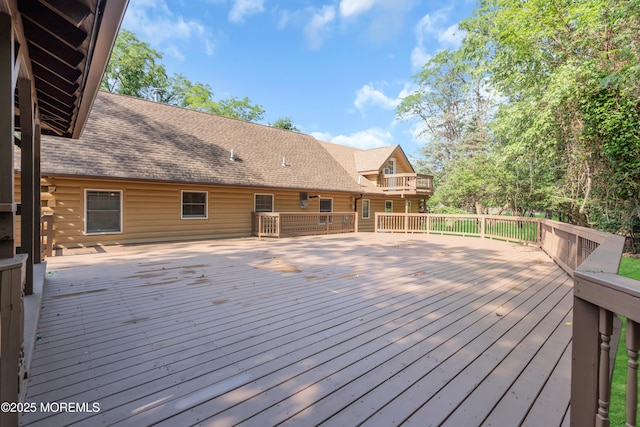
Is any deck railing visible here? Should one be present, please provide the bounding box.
[377,173,434,194]
[375,213,539,245]
[252,212,356,238]
[376,213,639,426]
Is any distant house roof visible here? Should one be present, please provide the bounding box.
[354,146,401,174]
[318,140,416,194]
[34,91,418,195]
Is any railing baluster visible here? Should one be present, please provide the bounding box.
[627,320,639,427]
[597,308,614,427]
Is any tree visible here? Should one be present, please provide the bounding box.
[101,29,168,98]
[211,97,265,122]
[407,0,640,233]
[271,117,300,132]
[397,49,495,212]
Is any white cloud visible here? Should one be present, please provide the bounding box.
[410,9,465,70]
[339,0,377,18]
[410,47,431,71]
[355,84,399,112]
[229,0,265,23]
[354,82,414,114]
[122,0,216,58]
[304,5,336,50]
[438,24,465,47]
[312,128,393,150]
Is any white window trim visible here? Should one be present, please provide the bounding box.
[254,193,274,212]
[84,189,123,235]
[362,199,370,219]
[385,200,393,213]
[181,190,208,220]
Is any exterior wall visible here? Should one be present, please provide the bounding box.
[356,195,426,232]
[392,153,415,174]
[38,176,355,249]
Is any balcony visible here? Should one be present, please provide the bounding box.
[377,173,434,195]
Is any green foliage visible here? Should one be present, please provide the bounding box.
[271,117,300,132]
[212,97,266,122]
[101,30,266,122]
[101,30,167,98]
[405,0,640,233]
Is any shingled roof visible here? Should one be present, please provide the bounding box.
[38,91,361,193]
[318,140,416,194]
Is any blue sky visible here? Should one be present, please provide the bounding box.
[120,0,475,157]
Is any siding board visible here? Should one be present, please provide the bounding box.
[38,177,358,248]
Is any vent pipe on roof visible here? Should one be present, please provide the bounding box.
[152,88,163,102]
[230,149,236,162]
[282,156,289,167]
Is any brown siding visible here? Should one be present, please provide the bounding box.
[41,177,356,249]
[356,196,426,232]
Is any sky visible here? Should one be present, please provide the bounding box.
[120,0,476,157]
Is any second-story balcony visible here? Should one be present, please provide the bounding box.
[377,173,434,195]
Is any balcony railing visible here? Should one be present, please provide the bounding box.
[252,212,356,238]
[375,212,640,426]
[377,173,434,194]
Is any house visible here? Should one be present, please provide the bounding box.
[15,91,433,249]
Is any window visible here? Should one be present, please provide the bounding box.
[254,194,274,212]
[362,199,370,219]
[182,191,208,219]
[385,200,393,213]
[85,190,122,234]
[319,197,333,224]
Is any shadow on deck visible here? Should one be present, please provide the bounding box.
[21,234,572,426]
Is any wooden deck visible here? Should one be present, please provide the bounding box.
[21,234,573,427]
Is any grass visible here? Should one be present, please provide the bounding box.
[609,256,640,425]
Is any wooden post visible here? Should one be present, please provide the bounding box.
[0,255,27,427]
[19,78,35,294]
[404,199,409,233]
[571,292,600,427]
[34,126,41,262]
[596,308,613,427]
[0,13,16,259]
[277,213,282,238]
[627,320,639,427]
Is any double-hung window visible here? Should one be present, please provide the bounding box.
[85,190,122,234]
[254,194,274,212]
[182,191,208,219]
[362,199,370,219]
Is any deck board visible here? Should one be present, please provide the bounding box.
[21,234,573,427]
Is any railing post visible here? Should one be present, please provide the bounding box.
[596,308,613,427]
[571,294,600,427]
[627,320,639,427]
[276,213,281,238]
[257,214,263,238]
[480,216,485,239]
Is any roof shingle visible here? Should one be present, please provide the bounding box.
[39,92,360,193]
